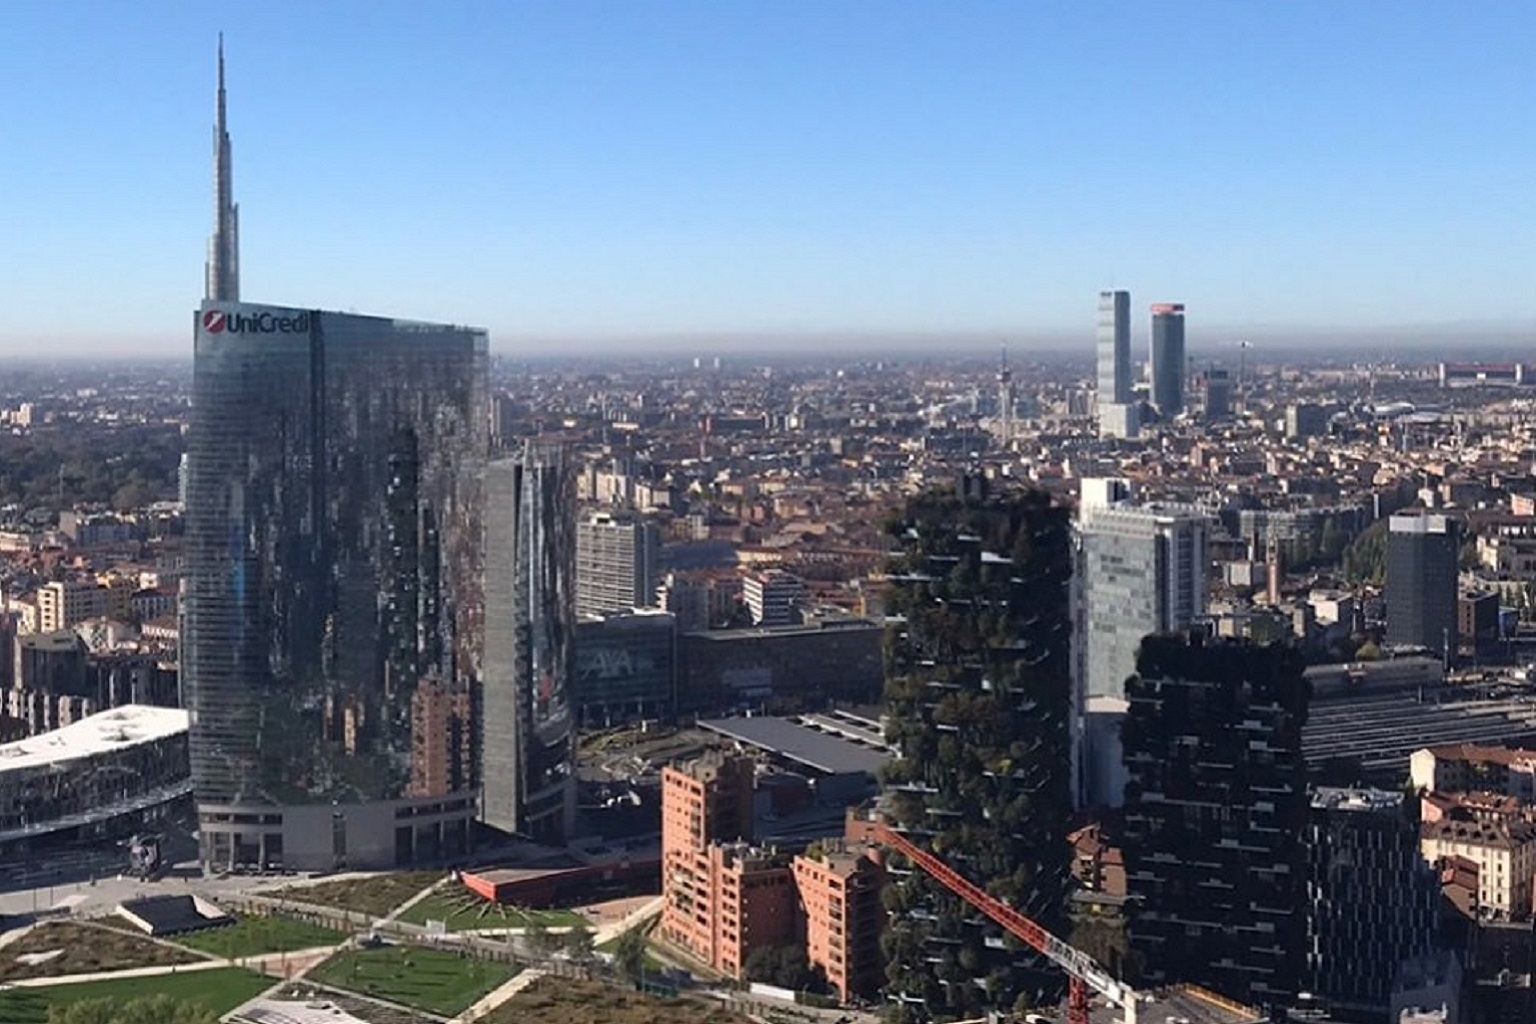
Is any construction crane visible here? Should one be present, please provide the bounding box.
[869,822,1139,1024]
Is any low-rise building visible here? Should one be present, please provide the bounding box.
[1420,815,1536,920]
[1412,744,1536,803]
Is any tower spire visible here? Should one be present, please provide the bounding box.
[205,33,239,302]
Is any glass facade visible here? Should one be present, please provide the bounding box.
[1150,303,1186,417]
[1075,502,1208,808]
[482,444,576,841]
[186,302,487,869]
[574,610,676,725]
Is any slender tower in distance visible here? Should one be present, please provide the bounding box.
[205,34,239,301]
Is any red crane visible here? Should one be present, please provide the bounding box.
[869,822,1140,1024]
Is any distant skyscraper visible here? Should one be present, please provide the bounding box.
[576,512,660,619]
[997,344,1016,446]
[205,36,239,302]
[1149,303,1186,418]
[1123,632,1309,1010]
[186,302,488,870]
[1386,510,1460,657]
[1201,367,1232,419]
[1096,290,1131,402]
[1096,290,1138,439]
[1074,500,1209,807]
[482,443,577,841]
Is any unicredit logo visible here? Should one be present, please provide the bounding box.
[202,308,311,335]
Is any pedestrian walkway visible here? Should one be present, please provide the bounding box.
[1,957,231,988]
[454,966,546,1023]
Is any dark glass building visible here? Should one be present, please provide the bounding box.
[1149,303,1186,418]
[1386,510,1460,657]
[1122,632,1309,1011]
[482,443,577,842]
[1304,787,1441,1022]
[574,609,676,726]
[186,301,487,870]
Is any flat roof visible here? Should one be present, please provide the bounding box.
[699,716,891,776]
[0,705,188,775]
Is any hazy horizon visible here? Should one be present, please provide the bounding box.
[0,318,1530,365]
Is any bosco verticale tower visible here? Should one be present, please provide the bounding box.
[880,479,1075,1022]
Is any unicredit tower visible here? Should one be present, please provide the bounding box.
[185,43,488,870]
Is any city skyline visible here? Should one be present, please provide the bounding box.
[1,2,1534,356]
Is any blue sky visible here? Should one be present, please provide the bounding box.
[0,1,1533,355]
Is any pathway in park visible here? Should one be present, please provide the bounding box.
[382,877,449,924]
[453,966,546,1023]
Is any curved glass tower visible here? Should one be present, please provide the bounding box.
[186,301,487,870]
[482,444,577,842]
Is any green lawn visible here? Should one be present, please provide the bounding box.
[0,967,272,1024]
[266,871,443,919]
[307,945,516,1015]
[397,891,586,932]
[172,915,348,958]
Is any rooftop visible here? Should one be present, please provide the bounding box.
[698,715,891,776]
[0,705,188,775]
[1310,786,1405,812]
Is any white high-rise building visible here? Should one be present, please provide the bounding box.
[576,513,660,619]
[1073,500,1209,807]
[1096,290,1138,438]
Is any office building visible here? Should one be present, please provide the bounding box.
[1386,511,1460,656]
[1097,289,1139,439]
[1075,501,1209,807]
[1304,787,1441,1022]
[187,300,487,871]
[575,512,660,618]
[574,609,676,725]
[881,483,1075,1020]
[0,706,190,864]
[1286,402,1329,442]
[184,40,489,871]
[1122,633,1309,1009]
[482,444,577,842]
[1149,303,1186,418]
[1202,367,1232,419]
[678,619,883,714]
[743,569,805,626]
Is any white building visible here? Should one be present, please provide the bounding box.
[1073,500,1209,808]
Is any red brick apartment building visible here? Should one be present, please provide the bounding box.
[659,751,885,1001]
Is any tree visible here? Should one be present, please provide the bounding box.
[523,916,555,955]
[613,924,648,983]
[48,995,217,1024]
[563,920,595,960]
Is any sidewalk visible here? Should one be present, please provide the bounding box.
[1,958,232,989]
[454,966,546,1022]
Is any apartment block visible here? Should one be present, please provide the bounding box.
[793,840,886,1002]
[1411,744,1536,803]
[1420,810,1536,921]
[660,752,799,978]
[1122,632,1310,1008]
[37,578,135,634]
